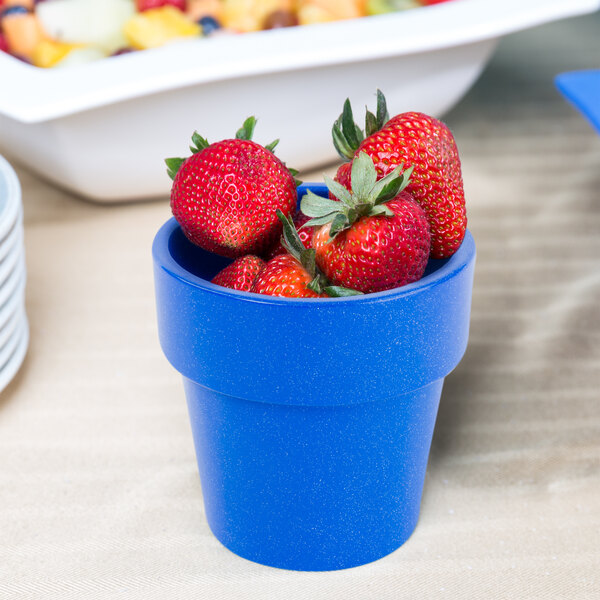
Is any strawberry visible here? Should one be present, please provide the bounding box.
[251,211,363,298]
[266,210,313,259]
[332,90,466,259]
[166,118,298,258]
[251,253,326,298]
[302,152,431,294]
[329,161,351,201]
[334,161,352,188]
[136,0,186,12]
[211,255,265,291]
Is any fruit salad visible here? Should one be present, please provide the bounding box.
[166,90,467,298]
[0,0,454,69]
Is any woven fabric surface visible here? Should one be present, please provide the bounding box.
[1,13,599,600]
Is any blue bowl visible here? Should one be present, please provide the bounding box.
[152,184,476,571]
[555,70,600,135]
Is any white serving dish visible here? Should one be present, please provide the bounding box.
[0,0,598,202]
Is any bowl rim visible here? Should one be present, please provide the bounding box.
[1,0,598,123]
[152,206,476,307]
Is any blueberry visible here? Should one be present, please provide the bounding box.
[1,6,30,19]
[198,16,221,36]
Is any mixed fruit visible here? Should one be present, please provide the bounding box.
[167,90,467,298]
[0,0,453,68]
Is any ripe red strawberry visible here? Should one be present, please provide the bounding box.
[252,211,362,298]
[251,253,326,298]
[328,161,351,201]
[211,255,265,291]
[136,0,186,12]
[166,118,297,258]
[332,91,466,259]
[266,210,313,259]
[302,152,431,294]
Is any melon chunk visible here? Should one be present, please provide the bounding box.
[37,0,136,53]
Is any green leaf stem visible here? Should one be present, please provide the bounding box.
[165,157,185,180]
[190,132,209,153]
[375,89,390,131]
[331,89,391,160]
[275,209,362,298]
[265,139,279,153]
[235,116,257,140]
[323,286,363,297]
[300,151,412,239]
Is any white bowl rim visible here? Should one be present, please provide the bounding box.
[0,0,598,123]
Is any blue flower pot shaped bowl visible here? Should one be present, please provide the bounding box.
[152,184,476,571]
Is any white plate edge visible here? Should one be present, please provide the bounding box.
[0,216,24,263]
[0,313,26,372]
[0,314,29,393]
[0,262,26,317]
[0,302,23,349]
[0,157,22,240]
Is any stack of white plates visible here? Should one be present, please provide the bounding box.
[0,155,28,393]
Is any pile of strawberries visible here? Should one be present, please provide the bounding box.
[167,90,467,298]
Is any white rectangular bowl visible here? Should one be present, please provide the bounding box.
[0,0,598,202]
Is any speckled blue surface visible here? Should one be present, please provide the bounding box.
[152,184,476,570]
[184,378,443,571]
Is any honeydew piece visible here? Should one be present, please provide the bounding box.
[296,5,334,24]
[221,0,293,32]
[123,6,201,50]
[36,0,136,54]
[366,0,420,15]
[3,13,44,59]
[31,38,80,68]
[53,46,108,68]
[297,0,365,24]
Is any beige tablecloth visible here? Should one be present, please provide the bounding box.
[1,13,600,600]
